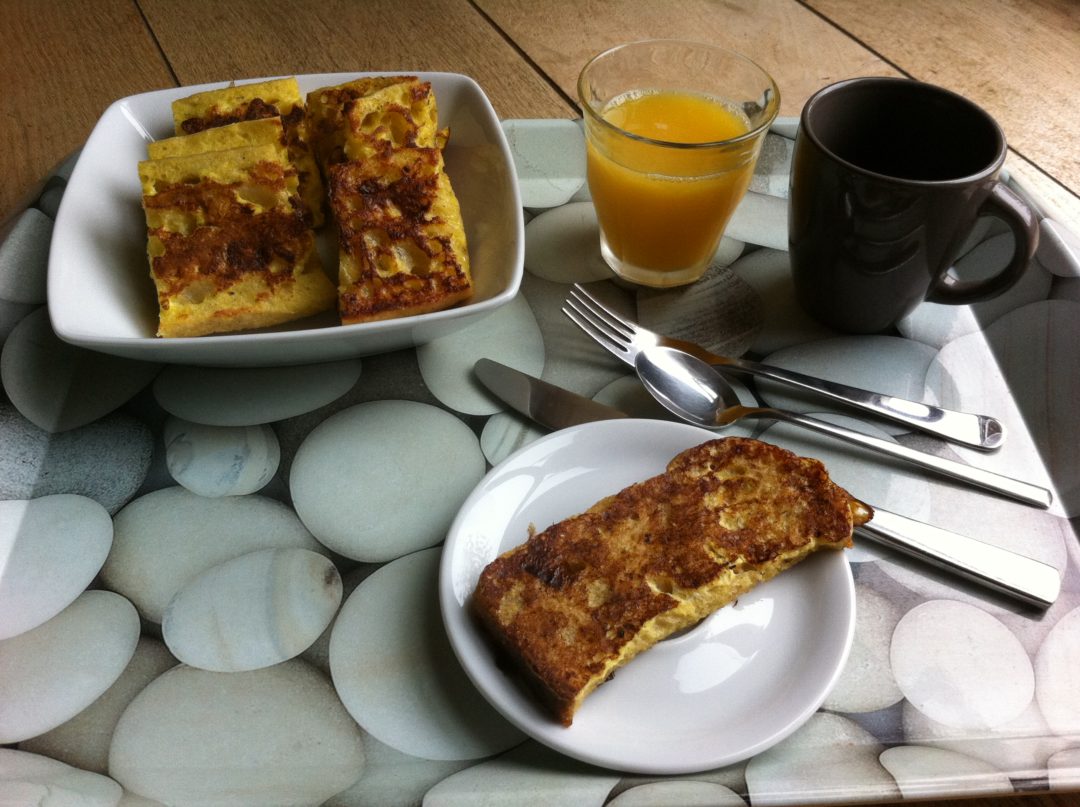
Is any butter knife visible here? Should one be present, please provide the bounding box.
[475,358,629,428]
[474,359,1060,609]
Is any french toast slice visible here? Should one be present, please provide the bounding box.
[147,117,285,161]
[306,75,440,169]
[171,78,324,227]
[328,145,472,324]
[471,436,871,726]
[306,75,471,324]
[138,143,335,337]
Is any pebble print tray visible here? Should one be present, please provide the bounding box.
[2,116,1080,806]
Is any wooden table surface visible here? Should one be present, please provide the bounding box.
[4,2,1079,806]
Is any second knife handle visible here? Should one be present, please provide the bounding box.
[858,508,1060,609]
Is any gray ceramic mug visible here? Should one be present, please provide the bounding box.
[788,77,1039,333]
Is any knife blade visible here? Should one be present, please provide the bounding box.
[473,358,1059,609]
[474,358,629,430]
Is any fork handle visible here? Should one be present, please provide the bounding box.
[711,356,1004,450]
[857,508,1060,609]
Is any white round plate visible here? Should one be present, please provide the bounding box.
[440,419,856,774]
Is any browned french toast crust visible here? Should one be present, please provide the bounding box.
[471,436,871,726]
[329,147,472,324]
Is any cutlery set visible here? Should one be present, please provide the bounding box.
[473,283,1061,609]
[563,285,1005,450]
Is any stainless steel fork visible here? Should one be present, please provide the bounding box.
[562,283,1005,450]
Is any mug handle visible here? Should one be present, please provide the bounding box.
[927,181,1040,304]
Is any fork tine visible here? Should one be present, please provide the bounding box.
[564,296,631,348]
[561,304,634,365]
[569,284,636,341]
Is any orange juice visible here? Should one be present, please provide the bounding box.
[586,89,759,286]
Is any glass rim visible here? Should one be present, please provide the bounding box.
[577,38,782,150]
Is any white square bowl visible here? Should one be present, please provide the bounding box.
[48,72,523,367]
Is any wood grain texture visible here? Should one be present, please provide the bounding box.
[806,0,1080,232]
[805,0,1080,197]
[476,0,1079,225]
[137,0,572,120]
[475,0,899,118]
[1,0,175,222]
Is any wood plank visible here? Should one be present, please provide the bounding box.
[805,0,1080,204]
[476,0,1079,226]
[475,0,898,119]
[1,0,175,222]
[137,0,572,121]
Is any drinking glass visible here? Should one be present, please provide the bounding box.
[578,39,780,287]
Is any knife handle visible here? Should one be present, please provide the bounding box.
[858,508,1060,609]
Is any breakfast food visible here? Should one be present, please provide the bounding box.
[137,142,335,337]
[470,436,871,726]
[308,75,472,324]
[171,77,325,226]
[328,145,472,323]
[306,75,441,166]
[147,117,285,161]
[138,75,472,337]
